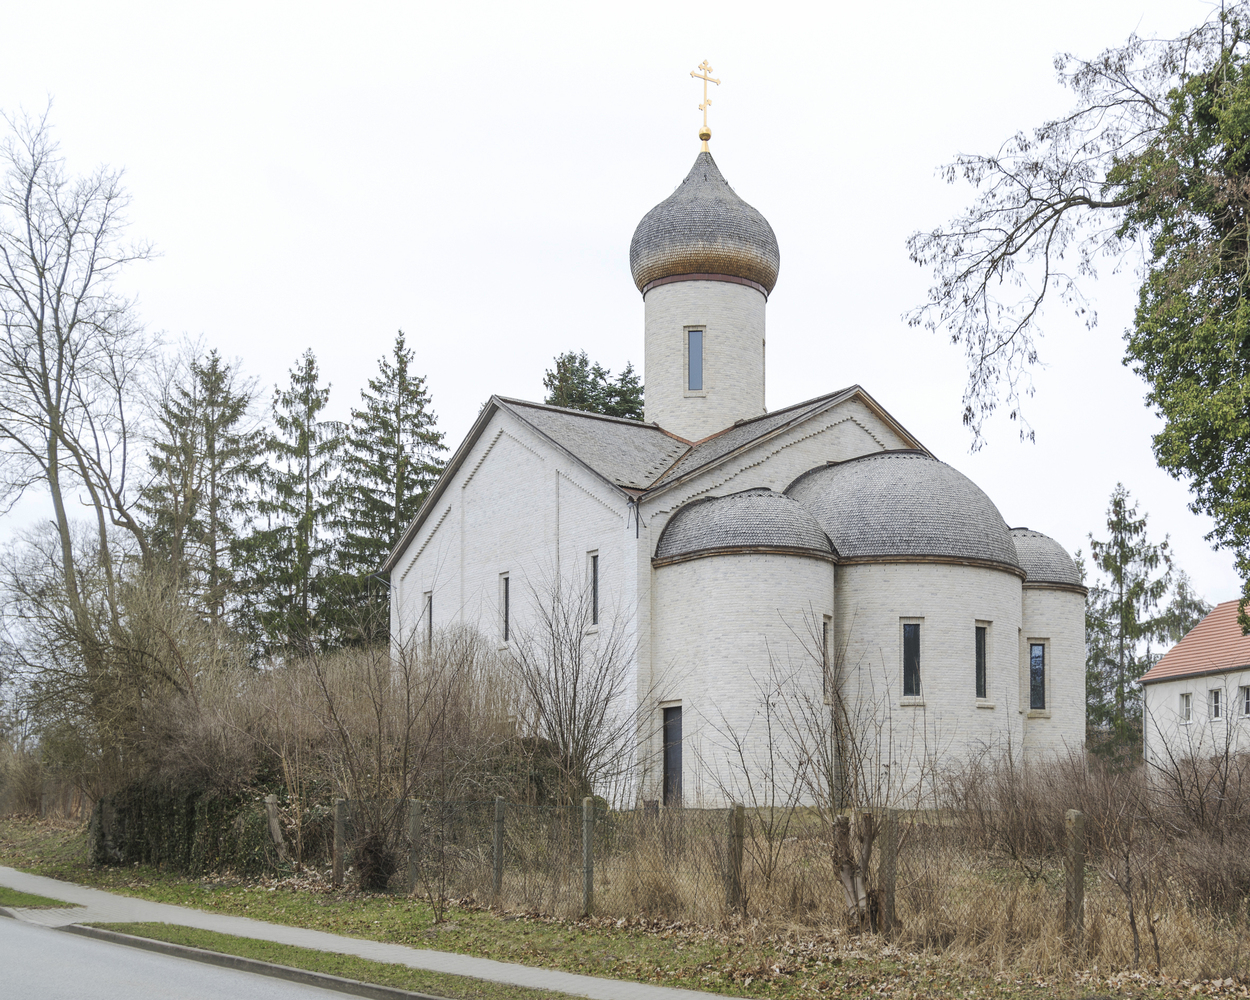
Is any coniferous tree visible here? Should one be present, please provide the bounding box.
[140,351,263,620]
[335,331,446,639]
[543,351,644,420]
[237,350,341,656]
[1083,484,1210,753]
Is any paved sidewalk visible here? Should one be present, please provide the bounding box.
[0,866,722,1000]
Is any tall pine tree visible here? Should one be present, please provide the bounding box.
[1084,484,1210,754]
[238,350,342,657]
[335,331,446,639]
[543,351,644,420]
[141,350,263,621]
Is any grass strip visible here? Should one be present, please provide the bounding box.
[90,922,578,1000]
[0,886,78,908]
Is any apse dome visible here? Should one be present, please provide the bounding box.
[629,152,780,295]
[655,488,834,563]
[785,451,1020,570]
[1010,528,1083,587]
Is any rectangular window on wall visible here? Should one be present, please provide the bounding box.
[1030,643,1046,710]
[662,706,682,807]
[1181,691,1192,722]
[687,329,703,391]
[501,574,510,641]
[424,592,433,650]
[590,552,599,626]
[975,625,987,699]
[1211,688,1223,720]
[822,617,831,699]
[1241,686,1250,716]
[903,623,921,697]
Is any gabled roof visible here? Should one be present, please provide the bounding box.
[644,386,928,495]
[1140,600,1249,685]
[384,387,928,573]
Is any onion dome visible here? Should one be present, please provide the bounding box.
[785,452,1021,571]
[1010,528,1083,587]
[655,488,834,563]
[629,152,780,295]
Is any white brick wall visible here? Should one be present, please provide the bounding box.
[834,562,1026,804]
[1020,587,1086,756]
[649,552,835,807]
[643,280,766,441]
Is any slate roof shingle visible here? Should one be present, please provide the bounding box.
[1139,600,1250,685]
[654,488,835,561]
[1010,528,1083,588]
[785,451,1020,569]
[629,152,780,294]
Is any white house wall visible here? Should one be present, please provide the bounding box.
[1020,587,1086,756]
[833,562,1025,805]
[649,552,835,808]
[1143,670,1250,771]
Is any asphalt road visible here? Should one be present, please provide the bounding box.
[0,918,351,1000]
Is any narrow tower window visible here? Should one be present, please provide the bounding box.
[662,706,683,807]
[501,574,510,641]
[590,552,599,626]
[424,591,433,650]
[975,625,987,699]
[1030,643,1046,710]
[687,329,703,391]
[903,623,921,697]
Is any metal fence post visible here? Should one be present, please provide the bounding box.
[493,797,505,903]
[1065,809,1086,949]
[582,796,595,916]
[332,798,346,888]
[879,808,898,934]
[726,803,745,913]
[407,799,422,894]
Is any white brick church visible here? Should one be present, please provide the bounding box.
[384,138,1086,807]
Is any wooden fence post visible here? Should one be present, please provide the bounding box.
[493,797,505,903]
[263,793,289,862]
[879,808,898,934]
[582,796,595,916]
[332,798,346,888]
[407,799,422,894]
[726,803,745,913]
[1065,809,1086,949]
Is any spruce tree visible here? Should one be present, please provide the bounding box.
[543,351,644,420]
[237,350,342,656]
[141,351,263,620]
[1084,484,1210,753]
[335,331,446,639]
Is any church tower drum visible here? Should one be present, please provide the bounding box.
[630,150,780,441]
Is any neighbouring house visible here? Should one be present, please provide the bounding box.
[383,135,1087,807]
[1140,600,1250,769]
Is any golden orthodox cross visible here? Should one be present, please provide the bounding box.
[690,60,720,151]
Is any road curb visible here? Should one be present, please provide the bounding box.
[59,923,456,1000]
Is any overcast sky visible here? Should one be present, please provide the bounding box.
[2,0,1239,604]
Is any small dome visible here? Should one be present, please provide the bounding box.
[655,488,834,562]
[630,152,780,295]
[785,452,1020,570]
[1010,528,1083,587]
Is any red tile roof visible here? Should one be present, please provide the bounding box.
[1140,600,1250,685]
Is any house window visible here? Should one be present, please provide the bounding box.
[589,552,599,626]
[902,622,921,698]
[1210,688,1223,720]
[1180,692,1192,722]
[662,705,682,807]
[687,329,704,391]
[501,573,510,641]
[822,617,831,699]
[1029,643,1046,710]
[1241,686,1250,717]
[975,625,988,700]
[423,591,433,650]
